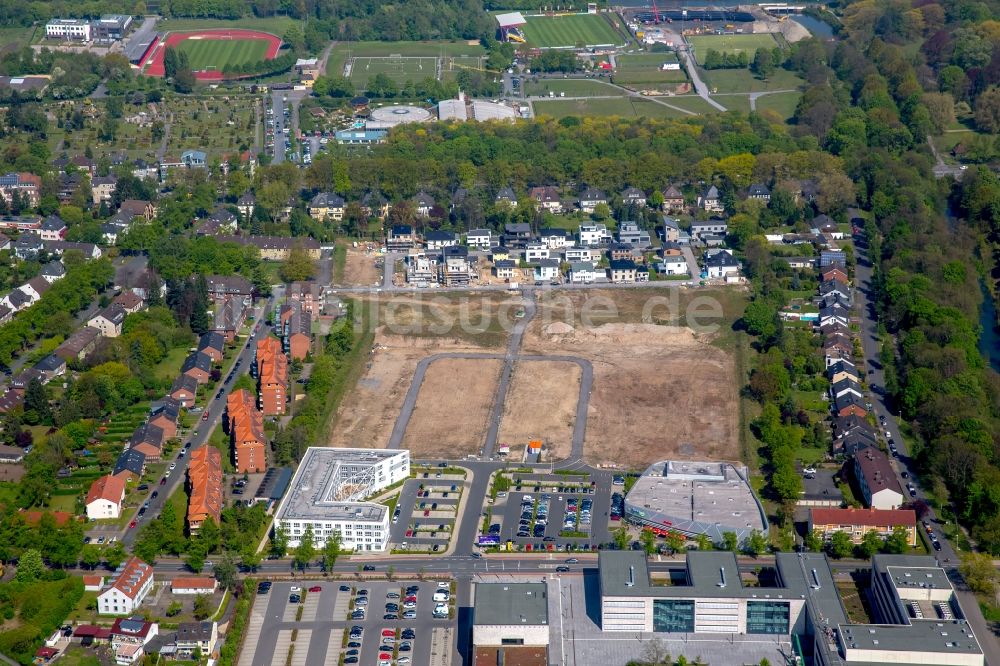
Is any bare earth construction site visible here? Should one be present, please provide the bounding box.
[329,289,742,469]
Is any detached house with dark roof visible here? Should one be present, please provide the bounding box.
[661,184,685,212]
[387,225,415,251]
[747,183,771,201]
[425,230,457,250]
[181,351,213,385]
[622,187,646,207]
[578,187,608,214]
[495,186,517,208]
[198,331,225,363]
[88,303,127,338]
[699,185,723,212]
[529,186,563,214]
[308,192,345,221]
[853,448,904,510]
[412,191,435,217]
[169,375,198,408]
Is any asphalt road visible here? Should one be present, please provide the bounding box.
[118,290,280,547]
[676,44,727,112]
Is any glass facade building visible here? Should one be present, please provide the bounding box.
[653,600,696,633]
[746,600,790,634]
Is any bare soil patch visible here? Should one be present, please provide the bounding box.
[328,293,517,450]
[342,248,381,287]
[498,360,581,460]
[523,289,742,469]
[402,358,503,458]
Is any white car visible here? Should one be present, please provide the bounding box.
[885,431,892,439]
[169,462,177,471]
[802,467,816,475]
[290,586,301,593]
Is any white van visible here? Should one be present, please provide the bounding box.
[433,591,450,602]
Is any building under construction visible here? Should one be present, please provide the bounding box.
[273,447,410,551]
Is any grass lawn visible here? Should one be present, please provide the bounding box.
[155,347,190,383]
[0,26,34,54]
[48,494,79,513]
[754,91,801,120]
[329,40,485,81]
[349,55,438,87]
[158,16,297,35]
[58,646,101,666]
[533,96,689,119]
[522,14,623,48]
[612,53,688,86]
[715,94,752,114]
[207,423,234,474]
[525,78,622,96]
[175,38,270,71]
[702,67,804,94]
[658,94,721,114]
[688,32,779,57]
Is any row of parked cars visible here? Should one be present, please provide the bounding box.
[611,492,625,521]
[347,625,419,665]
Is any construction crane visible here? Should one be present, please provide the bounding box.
[651,0,660,24]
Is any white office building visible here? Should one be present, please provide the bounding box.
[273,447,410,551]
[45,19,92,41]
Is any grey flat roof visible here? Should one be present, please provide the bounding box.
[838,621,982,655]
[775,552,848,628]
[624,460,766,541]
[275,447,407,523]
[474,583,548,626]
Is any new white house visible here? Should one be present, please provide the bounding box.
[98,557,155,616]
[85,473,126,520]
[274,447,410,551]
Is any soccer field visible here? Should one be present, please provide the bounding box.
[348,56,439,86]
[522,14,623,48]
[175,38,270,70]
[613,53,688,85]
[687,33,779,57]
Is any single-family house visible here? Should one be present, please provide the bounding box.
[205,275,253,302]
[113,290,144,315]
[169,375,198,408]
[412,191,435,217]
[827,359,858,385]
[622,187,646,208]
[690,220,729,239]
[33,354,66,383]
[92,175,117,205]
[85,473,126,520]
[13,234,43,260]
[119,200,156,222]
[148,399,180,441]
[171,577,218,595]
[569,262,600,284]
[20,276,50,303]
[830,378,863,401]
[609,259,638,283]
[197,331,225,363]
[704,250,739,279]
[54,326,100,362]
[39,216,67,241]
[835,393,868,418]
[822,267,849,284]
[533,258,560,282]
[466,229,492,250]
[44,240,102,259]
[820,249,846,268]
[525,242,550,263]
[657,256,688,276]
[578,223,611,247]
[495,186,517,208]
[564,246,598,265]
[699,185,723,212]
[128,422,166,461]
[529,186,563,214]
[181,149,207,168]
[98,558,154,616]
[387,225,415,251]
[609,243,637,261]
[502,222,533,248]
[425,230,457,250]
[236,191,255,218]
[175,622,218,659]
[578,187,608,214]
[819,303,850,329]
[308,192,345,221]
[493,259,517,281]
[617,222,651,249]
[361,191,390,219]
[747,183,771,201]
[40,261,66,283]
[539,228,570,249]
[661,185,685,212]
[88,304,127,337]
[181,351,213,385]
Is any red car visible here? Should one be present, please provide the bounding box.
[405,530,414,537]
[309,586,322,593]
[381,629,395,637]
[423,510,430,517]
[160,477,167,485]
[129,520,137,528]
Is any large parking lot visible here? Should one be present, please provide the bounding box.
[483,473,613,551]
[388,472,466,553]
[239,580,458,666]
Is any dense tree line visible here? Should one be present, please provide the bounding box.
[701,48,749,70]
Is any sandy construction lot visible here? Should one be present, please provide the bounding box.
[342,248,381,287]
[402,358,503,458]
[328,293,519,451]
[522,289,741,469]
[498,360,582,460]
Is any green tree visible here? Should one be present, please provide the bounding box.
[695,533,712,551]
[884,526,910,554]
[193,593,213,621]
[322,531,342,572]
[80,545,101,570]
[746,530,768,558]
[15,548,44,581]
[665,532,686,555]
[105,542,127,569]
[640,529,657,555]
[752,47,774,78]
[279,246,316,283]
[959,552,999,595]
[612,525,631,550]
[185,548,206,574]
[722,531,739,552]
[214,552,238,591]
[293,524,316,570]
[270,524,289,559]
[828,531,854,559]
[858,529,883,559]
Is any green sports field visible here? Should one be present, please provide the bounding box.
[613,53,688,86]
[175,38,269,71]
[348,56,438,87]
[688,33,779,57]
[522,14,623,48]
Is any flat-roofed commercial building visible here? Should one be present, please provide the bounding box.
[473,582,548,665]
[45,19,92,40]
[599,551,984,666]
[273,447,409,551]
[623,460,767,544]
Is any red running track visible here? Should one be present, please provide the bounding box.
[141,29,282,80]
